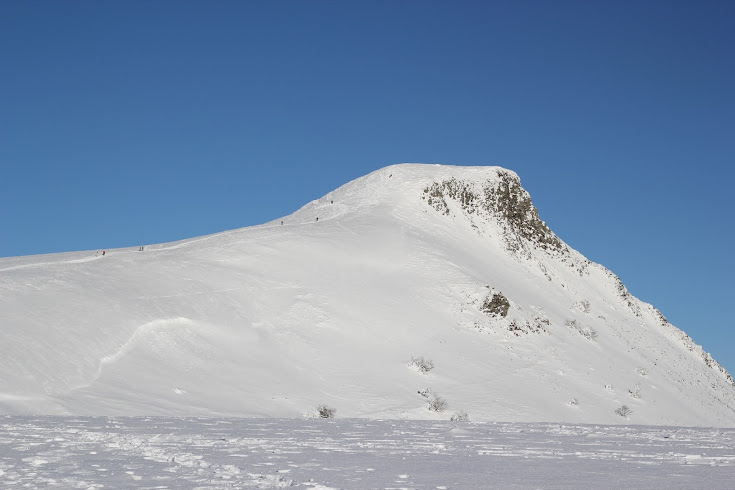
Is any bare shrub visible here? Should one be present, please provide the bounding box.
[574,300,591,313]
[508,317,549,336]
[409,356,435,374]
[615,405,632,418]
[450,411,469,422]
[316,405,336,419]
[579,326,598,341]
[566,319,597,341]
[428,394,448,413]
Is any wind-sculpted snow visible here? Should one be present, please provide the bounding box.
[0,417,733,488]
[95,317,198,373]
[1,163,733,426]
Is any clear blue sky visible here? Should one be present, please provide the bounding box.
[1,1,733,375]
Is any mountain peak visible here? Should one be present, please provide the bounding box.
[290,164,560,255]
[1,164,733,426]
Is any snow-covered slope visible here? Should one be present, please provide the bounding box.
[2,164,734,426]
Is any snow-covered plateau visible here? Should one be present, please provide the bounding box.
[1,164,734,427]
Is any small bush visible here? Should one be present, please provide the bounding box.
[316,405,336,418]
[578,300,591,313]
[579,326,598,341]
[409,356,435,374]
[450,411,469,422]
[629,385,641,399]
[615,405,632,418]
[428,394,448,413]
[566,319,597,341]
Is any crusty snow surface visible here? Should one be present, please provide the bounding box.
[1,417,734,489]
[1,164,734,428]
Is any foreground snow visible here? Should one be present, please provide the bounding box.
[0,417,733,489]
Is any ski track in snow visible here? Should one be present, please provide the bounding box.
[0,255,104,272]
[0,417,733,489]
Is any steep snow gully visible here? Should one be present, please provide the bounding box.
[1,164,733,426]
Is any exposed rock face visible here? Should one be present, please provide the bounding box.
[422,170,564,255]
[420,166,733,390]
[485,171,564,252]
[480,290,510,318]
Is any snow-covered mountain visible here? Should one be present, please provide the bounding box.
[2,164,734,426]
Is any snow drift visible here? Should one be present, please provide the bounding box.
[1,164,733,426]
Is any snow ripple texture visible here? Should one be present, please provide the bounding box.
[1,416,733,489]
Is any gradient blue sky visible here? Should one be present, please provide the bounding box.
[2,1,733,374]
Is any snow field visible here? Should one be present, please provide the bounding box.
[1,164,733,426]
[0,416,733,489]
